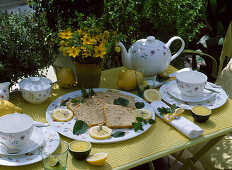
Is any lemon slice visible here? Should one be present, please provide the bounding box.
[48,156,60,167]
[86,153,108,166]
[144,89,161,103]
[52,108,74,122]
[89,126,112,140]
[133,109,153,120]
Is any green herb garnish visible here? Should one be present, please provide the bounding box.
[89,88,96,96]
[157,104,178,116]
[135,102,145,109]
[73,120,88,135]
[111,131,126,138]
[71,99,78,103]
[132,117,156,132]
[60,99,69,106]
[156,74,170,82]
[113,97,129,107]
[81,88,89,99]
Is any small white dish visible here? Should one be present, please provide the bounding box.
[0,127,44,156]
[0,125,60,166]
[168,81,214,102]
[159,80,228,110]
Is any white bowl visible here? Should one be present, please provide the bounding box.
[19,77,52,104]
[0,113,33,149]
[176,71,207,96]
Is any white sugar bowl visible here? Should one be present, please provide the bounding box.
[0,113,34,149]
[19,77,52,104]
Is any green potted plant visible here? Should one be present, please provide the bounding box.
[55,17,123,88]
[0,10,55,85]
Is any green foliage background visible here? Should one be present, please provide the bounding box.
[0,11,55,84]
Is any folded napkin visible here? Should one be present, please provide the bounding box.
[150,101,204,139]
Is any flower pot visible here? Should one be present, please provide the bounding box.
[53,52,77,80]
[75,62,103,88]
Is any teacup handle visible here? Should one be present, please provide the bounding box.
[166,36,185,61]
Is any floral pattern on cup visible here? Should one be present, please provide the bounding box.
[0,128,33,149]
[0,126,60,166]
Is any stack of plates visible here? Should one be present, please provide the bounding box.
[0,125,59,166]
[159,80,228,110]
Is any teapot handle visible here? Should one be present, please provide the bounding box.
[166,36,185,61]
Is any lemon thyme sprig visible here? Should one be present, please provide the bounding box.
[157,104,178,116]
[97,124,109,133]
[132,117,156,132]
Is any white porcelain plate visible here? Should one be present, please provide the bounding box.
[0,125,60,166]
[159,81,228,110]
[46,88,155,144]
[168,81,214,102]
[0,127,44,156]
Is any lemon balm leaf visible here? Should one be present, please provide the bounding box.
[73,120,88,135]
[111,131,126,138]
[135,102,145,109]
[113,97,129,107]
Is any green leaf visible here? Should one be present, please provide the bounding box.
[113,97,129,107]
[73,120,88,135]
[148,119,156,124]
[111,131,126,138]
[136,117,144,122]
[135,102,145,109]
[89,88,96,96]
[156,74,170,82]
[71,99,78,103]
[60,99,69,106]
[81,88,89,99]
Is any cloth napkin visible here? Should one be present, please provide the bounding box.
[150,101,204,139]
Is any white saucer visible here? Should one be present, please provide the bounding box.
[168,81,214,102]
[0,127,44,156]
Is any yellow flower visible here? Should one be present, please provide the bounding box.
[67,46,81,58]
[81,34,95,45]
[83,51,92,58]
[93,44,106,59]
[77,29,83,36]
[59,30,73,39]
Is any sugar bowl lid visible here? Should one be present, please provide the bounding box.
[19,77,52,91]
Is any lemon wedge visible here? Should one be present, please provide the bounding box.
[48,156,60,167]
[143,89,161,103]
[133,109,153,120]
[52,108,74,122]
[89,126,112,140]
[86,153,108,166]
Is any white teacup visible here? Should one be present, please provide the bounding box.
[176,71,208,97]
[0,113,34,149]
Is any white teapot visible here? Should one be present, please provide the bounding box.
[118,36,185,77]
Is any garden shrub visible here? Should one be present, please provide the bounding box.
[0,11,55,84]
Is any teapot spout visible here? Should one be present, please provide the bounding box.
[118,42,133,69]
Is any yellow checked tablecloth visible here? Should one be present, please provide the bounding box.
[2,66,232,170]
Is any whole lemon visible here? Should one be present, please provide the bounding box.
[117,70,141,90]
[57,68,76,88]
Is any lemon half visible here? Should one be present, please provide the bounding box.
[89,126,112,140]
[52,108,74,122]
[144,89,161,103]
[86,153,108,166]
[133,109,153,120]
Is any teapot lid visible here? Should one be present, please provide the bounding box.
[19,77,52,91]
[144,36,164,48]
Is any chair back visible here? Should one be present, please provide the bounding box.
[217,22,232,76]
[215,22,232,98]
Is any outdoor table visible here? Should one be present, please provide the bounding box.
[1,65,232,170]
